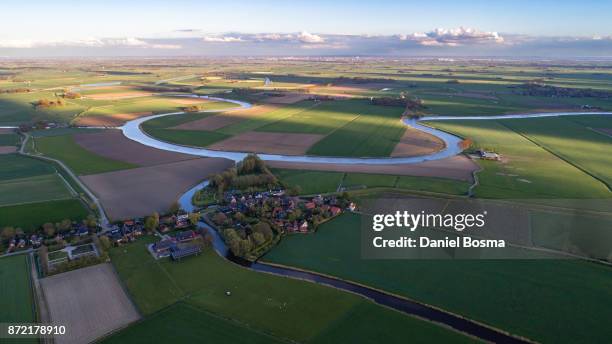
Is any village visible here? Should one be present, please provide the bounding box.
[208,188,356,260]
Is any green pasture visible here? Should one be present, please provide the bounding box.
[425,119,611,198]
[109,236,471,343]
[264,213,612,343]
[0,255,35,323]
[34,134,136,175]
[0,199,89,232]
[0,174,73,206]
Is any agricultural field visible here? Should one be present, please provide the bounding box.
[263,213,612,343]
[40,263,140,344]
[0,255,35,323]
[425,116,612,198]
[273,168,470,196]
[0,199,89,232]
[33,134,137,175]
[0,155,89,230]
[108,236,472,343]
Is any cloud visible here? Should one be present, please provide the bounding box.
[399,27,504,46]
[297,31,325,43]
[200,31,325,44]
[0,37,181,49]
[202,35,244,43]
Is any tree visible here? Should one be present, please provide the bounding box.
[212,212,228,226]
[144,212,160,232]
[57,219,72,232]
[43,223,56,237]
[98,235,112,251]
[287,185,302,196]
[168,201,181,214]
[188,212,200,225]
[1,227,16,240]
[84,215,97,228]
[252,222,273,241]
[252,232,266,246]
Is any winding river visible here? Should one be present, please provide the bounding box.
[137,95,612,342]
[177,180,529,343]
[121,94,612,164]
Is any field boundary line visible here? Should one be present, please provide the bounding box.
[497,121,612,192]
[18,132,111,228]
[255,260,535,344]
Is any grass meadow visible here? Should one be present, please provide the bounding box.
[34,134,136,175]
[0,155,89,230]
[263,213,612,343]
[0,255,35,323]
[108,236,471,343]
[425,117,611,198]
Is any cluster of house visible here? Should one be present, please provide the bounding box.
[216,190,356,234]
[107,214,193,246]
[4,223,93,254]
[108,220,144,245]
[159,214,190,233]
[150,230,202,261]
[5,234,42,253]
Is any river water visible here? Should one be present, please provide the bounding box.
[151,96,611,342]
[177,180,529,343]
[121,94,612,164]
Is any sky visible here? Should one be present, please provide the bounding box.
[1,0,612,57]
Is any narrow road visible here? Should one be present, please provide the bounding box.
[18,133,110,229]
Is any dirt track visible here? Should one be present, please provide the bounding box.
[267,155,477,181]
[75,112,153,127]
[74,129,196,166]
[208,131,324,155]
[391,126,445,157]
[40,264,140,344]
[81,158,234,219]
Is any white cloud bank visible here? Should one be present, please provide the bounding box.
[399,27,504,46]
[0,37,181,49]
[201,31,325,44]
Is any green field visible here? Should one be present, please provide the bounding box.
[0,199,89,231]
[273,169,345,194]
[0,154,57,179]
[109,236,471,343]
[499,116,612,189]
[426,118,611,198]
[305,101,406,157]
[273,168,470,196]
[0,255,35,323]
[103,303,285,344]
[0,133,19,146]
[264,213,612,343]
[34,134,136,175]
[0,174,73,206]
[0,154,88,229]
[143,128,229,147]
[218,102,318,135]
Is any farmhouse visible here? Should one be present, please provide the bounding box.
[152,240,176,257]
[477,150,501,161]
[175,230,196,243]
[170,244,202,261]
